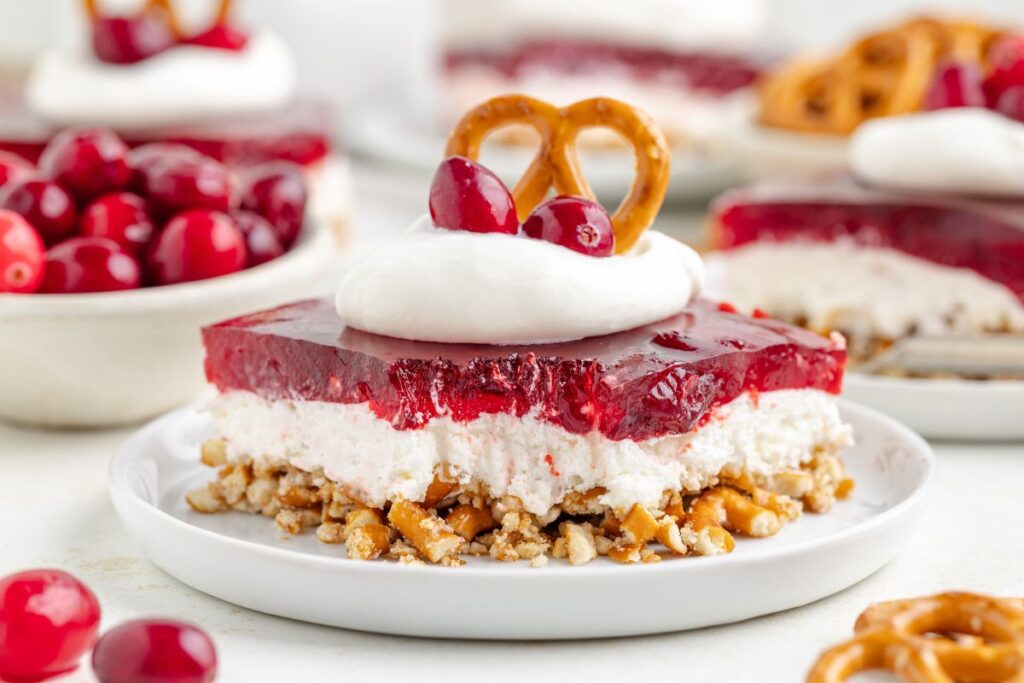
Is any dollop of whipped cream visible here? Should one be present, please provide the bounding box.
[850,109,1024,198]
[26,30,296,130]
[336,216,705,345]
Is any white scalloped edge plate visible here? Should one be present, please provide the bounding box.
[109,400,935,639]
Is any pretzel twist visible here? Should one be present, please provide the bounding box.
[82,0,234,38]
[759,17,1006,135]
[445,94,671,254]
[807,592,1024,682]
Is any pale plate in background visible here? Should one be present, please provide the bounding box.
[110,400,934,640]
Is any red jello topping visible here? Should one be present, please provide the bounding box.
[712,176,1024,303]
[203,299,845,442]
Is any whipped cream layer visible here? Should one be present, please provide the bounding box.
[706,242,1024,340]
[26,30,296,129]
[850,109,1024,198]
[443,0,766,52]
[335,216,705,344]
[212,388,850,516]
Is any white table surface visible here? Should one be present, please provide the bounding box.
[2,166,1023,683]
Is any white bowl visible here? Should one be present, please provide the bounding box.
[0,225,335,428]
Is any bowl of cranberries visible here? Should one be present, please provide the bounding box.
[0,128,334,428]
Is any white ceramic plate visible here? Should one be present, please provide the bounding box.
[844,373,1024,442]
[346,108,744,204]
[110,400,934,640]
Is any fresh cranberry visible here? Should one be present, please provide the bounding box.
[80,192,156,255]
[128,144,204,175]
[923,60,985,110]
[995,85,1024,122]
[91,14,177,65]
[231,209,284,266]
[985,36,1024,104]
[429,156,518,234]
[139,154,235,216]
[148,209,246,285]
[0,175,77,245]
[0,210,45,294]
[0,569,101,681]
[185,24,249,51]
[92,620,217,683]
[521,195,614,257]
[240,162,306,247]
[39,128,132,202]
[42,237,141,294]
[0,151,31,191]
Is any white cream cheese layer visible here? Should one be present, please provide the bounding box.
[335,216,705,345]
[26,30,296,129]
[705,242,1024,340]
[210,388,851,516]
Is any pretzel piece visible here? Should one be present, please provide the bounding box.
[445,94,671,254]
[807,592,1024,682]
[82,0,234,39]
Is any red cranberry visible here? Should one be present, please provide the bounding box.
[80,192,156,255]
[995,85,1024,122]
[148,209,246,285]
[42,237,141,294]
[985,36,1024,103]
[429,156,518,234]
[521,195,614,257]
[0,175,77,245]
[240,162,306,247]
[139,154,235,216]
[923,60,985,110]
[0,209,46,294]
[0,569,101,682]
[128,144,204,175]
[185,24,249,51]
[91,14,177,65]
[39,128,132,202]
[92,620,217,683]
[231,209,284,266]
[0,151,32,191]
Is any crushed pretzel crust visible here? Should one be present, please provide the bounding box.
[187,439,851,567]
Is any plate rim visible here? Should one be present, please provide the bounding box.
[109,398,937,578]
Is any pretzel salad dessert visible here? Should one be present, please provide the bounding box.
[187,94,854,567]
[758,16,1011,136]
[706,105,1024,377]
[2,0,349,240]
[807,592,1024,682]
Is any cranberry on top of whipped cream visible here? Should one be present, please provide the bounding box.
[26,1,297,130]
[335,154,704,345]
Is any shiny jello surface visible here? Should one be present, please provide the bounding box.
[446,41,761,95]
[713,177,1024,302]
[203,299,845,442]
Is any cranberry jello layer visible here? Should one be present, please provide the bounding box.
[708,175,1024,366]
[191,298,851,564]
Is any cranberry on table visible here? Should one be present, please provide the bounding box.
[0,151,32,191]
[185,23,249,51]
[92,619,217,683]
[148,209,246,285]
[922,60,985,110]
[240,162,307,247]
[41,237,141,294]
[39,128,133,202]
[0,209,46,294]
[428,156,518,235]
[231,209,284,267]
[91,13,177,65]
[0,569,101,682]
[81,192,157,256]
[0,175,77,245]
[139,154,235,216]
[522,195,615,257]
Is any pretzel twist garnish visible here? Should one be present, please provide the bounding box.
[807,592,1024,682]
[82,0,234,38]
[759,17,1006,135]
[445,94,671,254]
